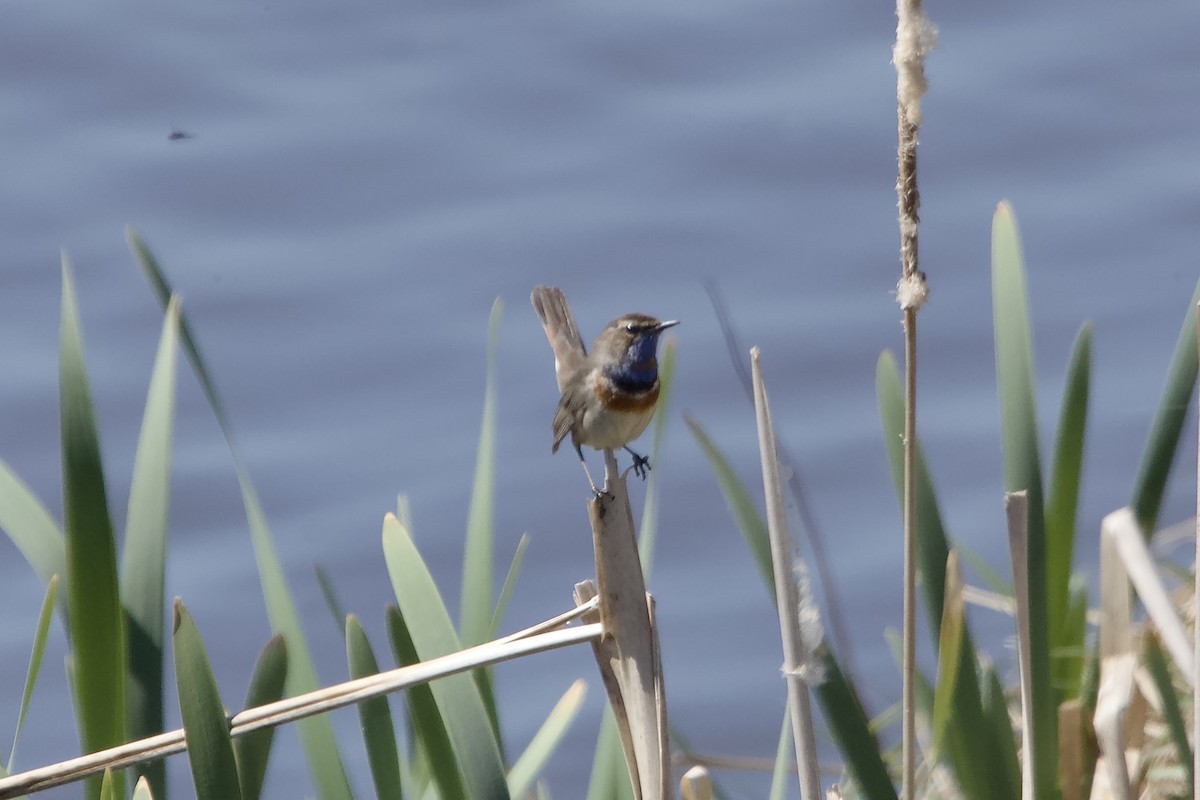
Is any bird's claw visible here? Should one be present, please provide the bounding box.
[629,452,652,480]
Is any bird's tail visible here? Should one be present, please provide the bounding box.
[531,285,587,392]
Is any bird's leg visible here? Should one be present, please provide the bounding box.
[576,443,611,499]
[624,446,651,480]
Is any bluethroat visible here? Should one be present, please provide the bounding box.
[531,285,678,495]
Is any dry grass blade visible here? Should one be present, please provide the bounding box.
[1099,515,1133,660]
[1102,508,1194,679]
[751,348,820,800]
[1092,654,1141,800]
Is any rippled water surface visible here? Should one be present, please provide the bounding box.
[1,0,1197,796]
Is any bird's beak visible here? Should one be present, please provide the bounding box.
[657,320,680,332]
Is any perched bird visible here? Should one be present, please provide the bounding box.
[531,285,678,495]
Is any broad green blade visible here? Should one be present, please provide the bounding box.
[812,644,896,800]
[991,202,1054,799]
[685,416,774,598]
[585,711,635,800]
[1045,324,1091,621]
[1045,325,1091,701]
[1055,575,1088,699]
[876,350,952,638]
[929,553,1009,800]
[507,680,586,798]
[1130,279,1200,534]
[235,635,288,800]
[0,460,65,618]
[881,346,1003,800]
[460,298,501,648]
[128,228,353,800]
[173,601,243,800]
[60,255,127,800]
[241,481,353,800]
[695,385,894,799]
[979,662,1021,799]
[382,515,509,800]
[347,614,404,800]
[386,604,465,800]
[931,552,965,759]
[121,296,180,800]
[6,576,58,772]
[458,300,504,752]
[638,339,676,574]
[488,534,530,641]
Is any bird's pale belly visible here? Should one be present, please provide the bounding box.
[572,369,659,449]
[576,402,656,450]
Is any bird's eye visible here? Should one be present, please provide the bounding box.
[624,323,636,333]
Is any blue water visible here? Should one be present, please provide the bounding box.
[1,0,1197,796]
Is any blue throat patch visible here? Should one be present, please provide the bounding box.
[606,333,660,391]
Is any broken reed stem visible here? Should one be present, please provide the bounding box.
[751,349,820,800]
[0,612,601,799]
[893,0,933,795]
[584,451,670,800]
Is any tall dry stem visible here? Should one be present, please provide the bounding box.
[1193,302,1199,800]
[892,0,935,797]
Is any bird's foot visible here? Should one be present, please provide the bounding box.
[591,486,615,503]
[626,448,652,480]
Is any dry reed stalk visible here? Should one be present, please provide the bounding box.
[1093,654,1139,800]
[751,349,820,800]
[892,0,935,794]
[1193,301,1199,800]
[1103,508,1193,678]
[580,451,669,800]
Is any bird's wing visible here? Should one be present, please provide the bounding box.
[550,378,586,453]
[531,285,587,393]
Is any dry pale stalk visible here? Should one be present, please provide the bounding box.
[1193,301,1199,800]
[892,1,935,796]
[581,451,670,800]
[751,349,820,800]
